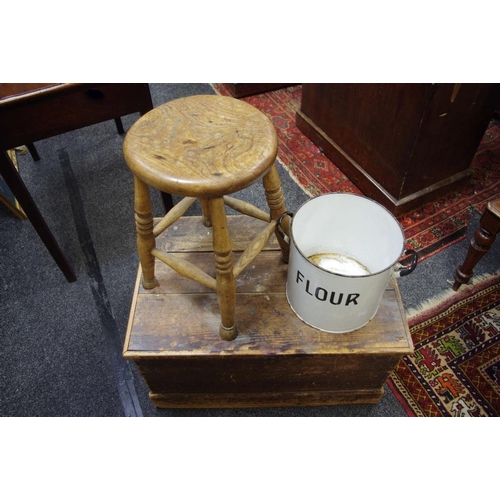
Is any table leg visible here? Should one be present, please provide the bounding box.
[114,117,125,135]
[0,150,76,282]
[453,201,500,290]
[161,191,174,213]
[26,143,40,161]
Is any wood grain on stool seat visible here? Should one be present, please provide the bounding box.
[123,95,278,197]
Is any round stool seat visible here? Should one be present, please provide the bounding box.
[123,94,278,198]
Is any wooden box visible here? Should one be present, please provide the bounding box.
[124,216,413,408]
[297,83,500,215]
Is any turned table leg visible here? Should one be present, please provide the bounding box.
[0,150,76,282]
[453,200,500,290]
[263,163,290,263]
[210,197,237,341]
[134,176,158,290]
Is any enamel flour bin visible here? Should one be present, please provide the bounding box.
[284,193,417,333]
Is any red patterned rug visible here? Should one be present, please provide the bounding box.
[387,279,500,416]
[213,84,500,263]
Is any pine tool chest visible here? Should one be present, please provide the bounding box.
[124,215,413,408]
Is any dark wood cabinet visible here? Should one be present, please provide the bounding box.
[296,83,500,215]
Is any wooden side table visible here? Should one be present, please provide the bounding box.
[124,215,413,408]
[0,83,154,282]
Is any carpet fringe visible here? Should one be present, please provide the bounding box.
[276,157,314,199]
[406,272,500,323]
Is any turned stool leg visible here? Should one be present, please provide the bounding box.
[134,176,158,290]
[453,200,500,290]
[263,163,290,263]
[210,197,237,341]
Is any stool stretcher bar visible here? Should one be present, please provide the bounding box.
[223,196,271,222]
[233,220,277,278]
[151,248,217,290]
[153,196,197,237]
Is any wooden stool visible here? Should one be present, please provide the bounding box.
[123,95,290,341]
[453,199,500,290]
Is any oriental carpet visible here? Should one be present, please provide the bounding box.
[388,278,500,416]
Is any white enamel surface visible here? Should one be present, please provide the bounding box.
[286,193,406,333]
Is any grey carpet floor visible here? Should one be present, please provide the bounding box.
[2,83,496,417]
